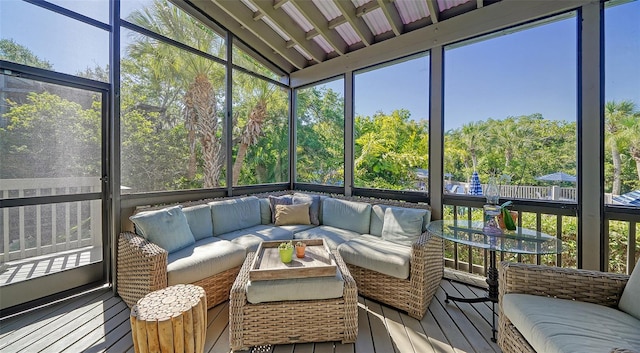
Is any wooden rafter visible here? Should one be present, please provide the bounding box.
[290,0,349,55]
[211,0,308,70]
[246,0,327,63]
[426,0,440,24]
[376,0,404,36]
[332,0,374,46]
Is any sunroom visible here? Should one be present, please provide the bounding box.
[0,0,639,352]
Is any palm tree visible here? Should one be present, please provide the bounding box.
[605,100,635,195]
[619,104,640,184]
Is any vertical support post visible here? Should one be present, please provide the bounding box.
[344,72,354,197]
[429,46,444,220]
[110,0,122,293]
[226,32,234,196]
[578,2,604,271]
[290,88,297,190]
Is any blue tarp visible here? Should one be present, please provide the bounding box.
[613,190,640,206]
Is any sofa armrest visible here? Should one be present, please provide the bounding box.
[117,232,168,308]
[498,261,629,308]
[408,231,444,315]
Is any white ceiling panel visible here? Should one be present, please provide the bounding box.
[312,0,342,21]
[282,2,314,32]
[363,8,393,36]
[395,0,430,24]
[437,0,473,12]
[335,23,362,46]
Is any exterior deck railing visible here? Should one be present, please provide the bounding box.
[1,178,102,263]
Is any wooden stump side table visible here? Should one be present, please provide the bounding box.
[130,284,207,353]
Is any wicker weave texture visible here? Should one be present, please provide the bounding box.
[497,261,631,353]
[346,230,443,319]
[117,232,168,308]
[229,251,358,351]
[192,265,241,309]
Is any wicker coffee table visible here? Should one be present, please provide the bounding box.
[229,242,358,351]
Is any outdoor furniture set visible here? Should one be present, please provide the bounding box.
[117,191,443,349]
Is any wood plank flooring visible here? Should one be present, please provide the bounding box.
[0,278,500,353]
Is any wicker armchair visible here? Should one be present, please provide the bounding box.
[498,261,632,353]
[345,230,443,319]
[117,232,241,309]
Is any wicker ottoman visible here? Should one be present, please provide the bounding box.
[130,284,207,353]
[229,250,358,351]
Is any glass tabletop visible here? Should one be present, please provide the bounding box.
[427,220,563,255]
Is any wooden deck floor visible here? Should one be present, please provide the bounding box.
[0,277,500,353]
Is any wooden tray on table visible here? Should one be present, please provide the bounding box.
[249,239,337,281]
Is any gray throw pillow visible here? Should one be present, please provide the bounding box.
[381,207,427,246]
[268,195,292,223]
[293,193,321,225]
[129,205,195,253]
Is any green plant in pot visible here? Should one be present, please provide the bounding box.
[498,201,517,231]
[278,241,294,263]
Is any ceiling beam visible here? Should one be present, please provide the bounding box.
[290,0,349,55]
[211,0,308,70]
[176,0,295,73]
[477,0,484,9]
[328,15,348,30]
[426,0,440,24]
[332,0,375,46]
[376,0,404,36]
[246,0,327,63]
[292,0,593,86]
[355,2,380,17]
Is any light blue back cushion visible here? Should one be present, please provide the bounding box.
[322,198,371,234]
[209,196,261,236]
[381,207,427,246]
[258,198,271,225]
[182,204,213,241]
[619,258,640,320]
[370,204,431,237]
[130,205,195,253]
[293,193,321,225]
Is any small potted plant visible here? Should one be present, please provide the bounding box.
[278,241,294,263]
[497,201,518,230]
[295,241,307,258]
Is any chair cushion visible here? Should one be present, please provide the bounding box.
[130,205,195,253]
[620,259,640,320]
[381,207,427,246]
[338,234,412,279]
[246,270,344,304]
[293,193,321,225]
[167,237,246,285]
[370,204,432,237]
[209,196,261,236]
[182,204,213,241]
[268,195,293,223]
[216,225,293,252]
[294,225,361,250]
[274,203,311,226]
[321,198,371,234]
[277,224,317,234]
[258,198,271,225]
[503,293,640,353]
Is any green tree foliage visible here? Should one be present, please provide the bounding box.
[0,39,52,69]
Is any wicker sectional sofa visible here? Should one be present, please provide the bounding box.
[117,192,443,319]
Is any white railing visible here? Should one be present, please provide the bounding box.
[1,178,102,263]
[447,182,577,201]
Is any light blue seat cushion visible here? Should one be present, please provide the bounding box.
[381,207,427,246]
[503,293,640,353]
[294,225,361,250]
[182,204,213,241]
[258,198,271,225]
[619,259,640,320]
[167,237,246,286]
[246,270,344,304]
[321,198,371,234]
[370,204,431,237]
[216,225,293,252]
[277,224,317,234]
[130,205,195,254]
[293,193,321,225]
[338,234,412,279]
[209,196,261,236]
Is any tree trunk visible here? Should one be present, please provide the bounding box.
[611,139,622,195]
[631,146,640,183]
[232,143,248,186]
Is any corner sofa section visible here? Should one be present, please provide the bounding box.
[117,192,443,319]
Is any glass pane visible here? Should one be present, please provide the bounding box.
[0,201,103,286]
[46,0,109,23]
[0,75,102,198]
[120,28,226,192]
[0,0,109,81]
[233,39,287,83]
[232,70,289,186]
[354,54,429,191]
[444,14,577,202]
[604,0,640,208]
[295,78,345,185]
[121,0,226,60]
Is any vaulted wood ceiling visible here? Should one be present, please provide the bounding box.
[186,0,499,74]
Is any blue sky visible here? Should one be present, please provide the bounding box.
[1,0,638,132]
